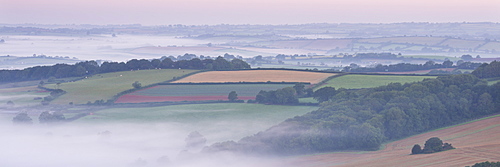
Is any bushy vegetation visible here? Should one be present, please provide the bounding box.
[411,137,454,154]
[472,61,500,78]
[206,72,500,155]
[0,54,250,83]
[469,161,500,167]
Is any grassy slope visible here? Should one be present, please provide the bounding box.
[288,114,500,167]
[75,103,318,143]
[317,74,437,90]
[50,69,198,104]
[0,86,48,106]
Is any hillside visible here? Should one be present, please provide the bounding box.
[50,69,198,104]
[288,115,500,167]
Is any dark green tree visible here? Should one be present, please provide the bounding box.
[313,87,336,102]
[411,144,422,154]
[293,83,306,96]
[228,91,238,101]
[132,81,142,89]
[422,137,443,153]
[471,161,500,167]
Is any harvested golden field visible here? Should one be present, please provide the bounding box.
[172,70,337,84]
[287,115,500,167]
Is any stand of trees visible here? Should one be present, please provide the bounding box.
[411,137,454,154]
[206,70,500,155]
[472,61,500,78]
[469,161,500,167]
[346,60,482,73]
[0,54,250,83]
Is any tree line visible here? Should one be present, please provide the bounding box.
[345,60,482,73]
[0,54,250,83]
[205,61,500,155]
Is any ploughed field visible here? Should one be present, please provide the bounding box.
[288,115,500,167]
[116,84,294,103]
[171,70,336,84]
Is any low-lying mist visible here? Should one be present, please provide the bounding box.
[1,120,284,167]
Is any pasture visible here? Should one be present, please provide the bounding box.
[0,86,48,106]
[289,114,500,167]
[116,83,295,103]
[76,103,318,143]
[172,70,337,84]
[50,69,198,104]
[317,74,437,89]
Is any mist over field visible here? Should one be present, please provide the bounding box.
[1,0,500,166]
[0,120,282,167]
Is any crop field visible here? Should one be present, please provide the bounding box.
[50,69,198,104]
[288,114,500,167]
[76,103,318,143]
[115,84,294,103]
[317,74,437,89]
[172,70,337,84]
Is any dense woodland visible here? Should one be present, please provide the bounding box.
[205,61,500,155]
[0,55,250,83]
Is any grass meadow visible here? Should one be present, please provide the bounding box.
[317,74,437,89]
[50,69,198,104]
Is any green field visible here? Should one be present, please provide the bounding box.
[317,74,437,89]
[76,103,318,142]
[50,69,198,104]
[132,84,295,97]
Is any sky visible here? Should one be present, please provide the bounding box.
[1,0,500,25]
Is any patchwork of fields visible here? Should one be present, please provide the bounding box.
[116,84,295,103]
[50,69,198,104]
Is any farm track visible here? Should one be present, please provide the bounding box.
[286,115,500,167]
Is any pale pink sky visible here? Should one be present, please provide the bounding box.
[1,0,499,25]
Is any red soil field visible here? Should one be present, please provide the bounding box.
[286,115,500,167]
[115,95,255,103]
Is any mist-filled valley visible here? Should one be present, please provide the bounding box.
[1,22,500,167]
[1,103,318,167]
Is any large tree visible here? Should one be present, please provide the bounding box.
[228,91,238,101]
[313,87,336,102]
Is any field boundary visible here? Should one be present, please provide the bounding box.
[158,82,311,85]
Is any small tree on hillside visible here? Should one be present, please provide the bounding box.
[228,91,238,101]
[411,144,422,154]
[132,81,142,89]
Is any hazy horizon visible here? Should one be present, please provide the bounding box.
[1,0,499,25]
